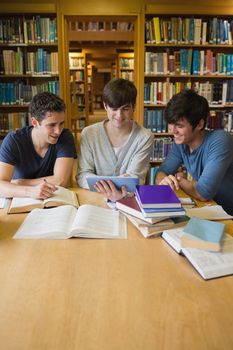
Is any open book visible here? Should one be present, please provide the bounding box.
[186,205,233,220]
[8,186,79,214]
[162,228,233,280]
[13,204,127,240]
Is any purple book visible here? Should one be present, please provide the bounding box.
[135,185,181,209]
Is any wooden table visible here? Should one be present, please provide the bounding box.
[0,188,233,350]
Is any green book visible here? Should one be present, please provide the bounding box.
[181,216,225,252]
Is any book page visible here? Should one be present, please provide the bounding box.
[186,205,233,220]
[183,234,233,279]
[13,205,77,239]
[0,197,10,209]
[162,228,184,253]
[71,204,127,239]
[10,197,42,209]
[179,197,196,208]
[44,186,79,207]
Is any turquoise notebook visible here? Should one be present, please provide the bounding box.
[181,216,225,252]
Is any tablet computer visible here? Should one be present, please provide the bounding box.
[86,176,139,193]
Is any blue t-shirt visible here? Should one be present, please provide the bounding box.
[158,130,233,215]
[0,126,77,180]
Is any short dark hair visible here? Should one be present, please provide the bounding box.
[103,78,137,108]
[165,89,209,129]
[29,92,66,123]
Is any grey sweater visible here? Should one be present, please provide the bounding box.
[77,120,154,188]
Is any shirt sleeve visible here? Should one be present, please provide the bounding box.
[196,132,233,199]
[77,128,97,189]
[56,129,77,159]
[157,142,183,175]
[0,132,19,165]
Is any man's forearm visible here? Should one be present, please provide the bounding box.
[12,174,70,187]
[0,180,34,198]
[178,177,207,201]
[155,171,167,184]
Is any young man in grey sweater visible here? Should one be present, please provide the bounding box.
[77,78,154,202]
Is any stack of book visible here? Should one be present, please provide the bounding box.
[116,185,186,237]
[134,185,185,218]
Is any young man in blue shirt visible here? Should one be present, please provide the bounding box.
[0,92,77,199]
[155,89,233,215]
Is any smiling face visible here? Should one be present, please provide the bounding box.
[104,103,134,129]
[32,111,65,145]
[168,117,205,150]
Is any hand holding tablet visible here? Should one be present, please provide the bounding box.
[86,175,139,193]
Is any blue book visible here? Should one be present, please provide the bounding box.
[181,217,225,252]
[189,17,194,44]
[192,50,200,75]
[135,185,182,209]
[140,206,186,218]
[143,109,148,128]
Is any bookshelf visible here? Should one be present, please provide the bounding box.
[143,11,233,164]
[93,94,103,110]
[66,15,136,122]
[87,62,93,115]
[117,52,134,81]
[69,52,87,132]
[111,61,117,79]
[0,11,59,138]
[68,17,134,43]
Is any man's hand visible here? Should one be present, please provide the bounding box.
[158,174,180,191]
[29,180,57,200]
[94,180,127,202]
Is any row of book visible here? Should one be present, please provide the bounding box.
[145,50,233,76]
[144,81,191,105]
[119,58,134,69]
[144,108,233,133]
[145,17,233,45]
[70,70,85,82]
[144,81,233,106]
[144,108,168,132]
[75,95,85,106]
[0,111,88,135]
[72,118,86,132]
[0,81,59,105]
[146,108,233,132]
[69,57,85,69]
[208,110,233,132]
[150,137,173,162]
[0,112,29,133]
[119,71,134,81]
[0,49,58,75]
[68,20,134,32]
[0,16,57,44]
